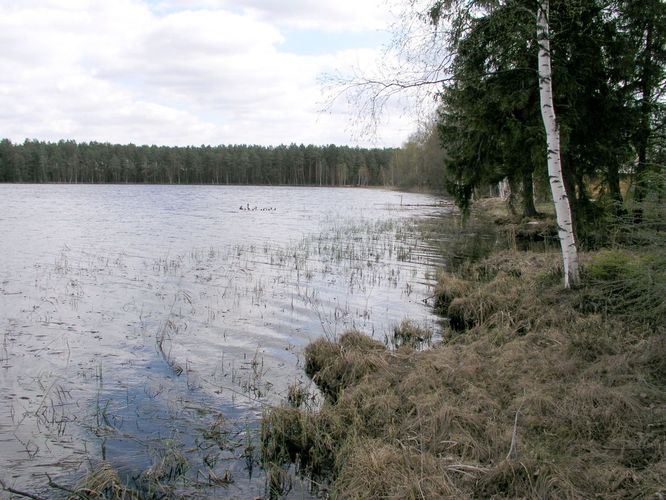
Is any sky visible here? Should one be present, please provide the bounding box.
[0,0,423,148]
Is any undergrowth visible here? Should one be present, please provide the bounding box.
[580,249,666,327]
[262,248,666,498]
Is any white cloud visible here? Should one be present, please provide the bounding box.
[0,0,416,147]
[152,0,393,32]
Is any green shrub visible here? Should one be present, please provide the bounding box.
[585,249,632,281]
[582,250,666,328]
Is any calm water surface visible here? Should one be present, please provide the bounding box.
[0,184,451,497]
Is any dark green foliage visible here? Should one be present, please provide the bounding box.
[431,0,665,241]
[438,1,544,215]
[582,170,666,248]
[581,249,666,328]
[0,139,398,186]
[616,0,666,206]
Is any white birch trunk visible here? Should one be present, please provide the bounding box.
[498,177,511,201]
[536,0,580,288]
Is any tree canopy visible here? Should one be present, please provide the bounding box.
[427,0,665,239]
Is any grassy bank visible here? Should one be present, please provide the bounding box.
[261,202,665,498]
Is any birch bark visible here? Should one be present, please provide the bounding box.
[536,0,580,288]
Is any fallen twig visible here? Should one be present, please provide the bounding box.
[0,478,47,500]
[506,402,524,460]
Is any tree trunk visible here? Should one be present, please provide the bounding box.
[498,177,511,201]
[507,175,519,217]
[537,0,580,288]
[521,168,539,218]
[633,14,654,220]
[607,162,623,204]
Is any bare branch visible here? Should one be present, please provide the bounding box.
[0,478,47,500]
[319,0,460,142]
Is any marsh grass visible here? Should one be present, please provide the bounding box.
[386,319,433,349]
[418,208,497,271]
[28,215,439,497]
[303,331,387,402]
[286,381,309,408]
[69,461,139,499]
[262,248,666,498]
[68,450,190,500]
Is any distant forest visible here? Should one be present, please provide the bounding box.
[0,138,443,189]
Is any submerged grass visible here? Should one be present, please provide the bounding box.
[262,241,666,497]
[69,462,139,499]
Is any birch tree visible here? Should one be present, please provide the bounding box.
[536,0,580,287]
[327,0,657,286]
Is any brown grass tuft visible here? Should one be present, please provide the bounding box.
[389,319,434,349]
[434,274,472,314]
[333,439,461,499]
[303,330,387,402]
[71,461,139,499]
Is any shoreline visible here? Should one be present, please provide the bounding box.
[260,198,666,498]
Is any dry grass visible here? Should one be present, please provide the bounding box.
[67,446,191,499]
[69,462,139,499]
[303,330,387,402]
[262,249,666,498]
[388,319,433,349]
[434,274,473,315]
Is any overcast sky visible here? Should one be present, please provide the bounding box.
[0,0,422,148]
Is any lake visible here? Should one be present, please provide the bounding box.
[0,184,452,497]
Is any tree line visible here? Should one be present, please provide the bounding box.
[0,139,413,187]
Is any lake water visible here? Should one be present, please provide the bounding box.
[0,184,452,497]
